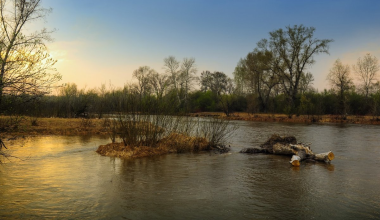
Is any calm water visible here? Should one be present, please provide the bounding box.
[1,121,380,219]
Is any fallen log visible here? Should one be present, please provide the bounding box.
[313,151,335,162]
[290,150,334,166]
[240,134,334,167]
[290,149,307,166]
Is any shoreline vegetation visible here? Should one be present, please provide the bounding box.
[191,112,380,125]
[92,115,234,159]
[1,112,379,139]
[0,112,377,161]
[0,115,235,160]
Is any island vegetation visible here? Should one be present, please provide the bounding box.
[1,0,380,162]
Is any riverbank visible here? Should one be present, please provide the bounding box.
[0,116,229,159]
[191,112,380,125]
[1,112,379,139]
[0,117,108,138]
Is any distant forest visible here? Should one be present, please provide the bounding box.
[1,20,380,119]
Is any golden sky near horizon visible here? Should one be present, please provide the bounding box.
[38,0,380,92]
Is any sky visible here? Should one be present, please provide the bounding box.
[35,0,380,91]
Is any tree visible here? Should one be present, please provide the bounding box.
[258,25,332,109]
[179,57,197,107]
[132,66,155,98]
[148,71,170,100]
[244,49,278,112]
[327,59,353,116]
[218,77,236,116]
[298,72,314,94]
[163,56,197,111]
[233,59,249,95]
[200,71,228,96]
[0,0,61,109]
[353,53,379,97]
[163,56,180,94]
[233,49,279,112]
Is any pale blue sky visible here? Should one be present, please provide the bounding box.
[40,0,380,90]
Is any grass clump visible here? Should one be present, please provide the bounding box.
[96,133,210,159]
[97,115,236,159]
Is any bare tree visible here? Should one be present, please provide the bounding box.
[353,53,379,97]
[219,77,236,116]
[327,59,353,115]
[132,66,155,98]
[95,83,108,118]
[200,71,228,96]
[163,56,180,101]
[299,72,314,94]
[163,56,197,110]
[0,0,61,108]
[243,49,278,112]
[179,57,197,106]
[148,71,170,100]
[258,25,333,109]
[59,83,78,117]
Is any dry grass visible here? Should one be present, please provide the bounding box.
[96,133,210,159]
[190,112,380,125]
[0,116,108,137]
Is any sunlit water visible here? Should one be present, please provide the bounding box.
[1,121,380,219]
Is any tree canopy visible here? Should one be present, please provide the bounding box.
[257,25,333,109]
[0,0,61,109]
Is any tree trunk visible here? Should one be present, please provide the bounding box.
[0,71,4,109]
[240,134,335,166]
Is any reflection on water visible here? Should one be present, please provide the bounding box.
[1,122,380,219]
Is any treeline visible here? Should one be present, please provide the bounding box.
[2,25,380,119]
[2,78,380,119]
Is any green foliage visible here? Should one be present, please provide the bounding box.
[190,91,217,112]
[2,80,380,118]
[370,92,380,118]
[347,92,369,115]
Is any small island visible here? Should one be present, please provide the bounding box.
[95,115,233,159]
[96,133,211,158]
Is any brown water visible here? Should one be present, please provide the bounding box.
[1,121,380,219]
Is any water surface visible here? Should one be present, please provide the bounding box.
[1,121,379,219]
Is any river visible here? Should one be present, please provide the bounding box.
[1,121,380,219]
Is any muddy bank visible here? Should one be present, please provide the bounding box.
[0,117,108,137]
[191,112,380,125]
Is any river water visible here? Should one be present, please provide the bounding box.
[1,121,380,219]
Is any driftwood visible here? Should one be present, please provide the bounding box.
[240,134,334,166]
